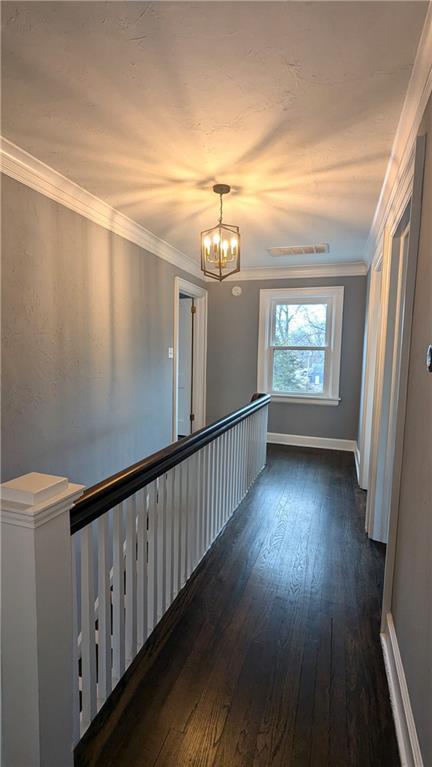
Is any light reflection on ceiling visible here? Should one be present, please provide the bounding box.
[1,1,428,267]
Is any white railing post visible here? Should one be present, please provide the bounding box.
[1,472,84,767]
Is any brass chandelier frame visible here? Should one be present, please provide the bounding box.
[200,184,240,281]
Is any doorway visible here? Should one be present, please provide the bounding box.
[177,295,194,438]
[173,278,207,441]
[366,209,411,541]
[366,135,426,544]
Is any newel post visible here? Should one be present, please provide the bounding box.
[1,472,84,767]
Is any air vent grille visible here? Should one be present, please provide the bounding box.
[268,244,330,257]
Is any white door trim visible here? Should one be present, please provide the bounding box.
[357,261,383,490]
[365,137,425,542]
[173,278,207,441]
[381,134,426,620]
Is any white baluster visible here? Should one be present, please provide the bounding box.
[174,466,182,597]
[218,434,224,531]
[250,416,254,488]
[238,421,243,501]
[160,474,168,619]
[71,539,80,746]
[216,438,221,535]
[81,524,97,729]
[228,427,234,517]
[188,454,197,574]
[255,412,259,476]
[214,438,220,536]
[242,420,247,497]
[97,513,112,705]
[182,459,189,585]
[205,444,212,551]
[112,503,125,684]
[196,450,204,564]
[194,452,201,570]
[166,469,175,608]
[225,430,231,523]
[125,494,137,667]
[201,446,207,553]
[170,467,177,601]
[263,406,268,469]
[249,416,253,485]
[221,432,227,526]
[147,481,158,632]
[233,425,238,508]
[137,488,148,648]
[238,422,243,503]
[210,441,217,541]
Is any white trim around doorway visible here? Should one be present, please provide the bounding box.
[172,277,208,442]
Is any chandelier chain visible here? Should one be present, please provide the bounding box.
[218,194,223,225]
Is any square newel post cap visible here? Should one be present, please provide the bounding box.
[1,471,85,527]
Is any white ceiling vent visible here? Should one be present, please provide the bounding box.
[268,244,330,257]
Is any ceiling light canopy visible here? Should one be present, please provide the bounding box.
[201,184,240,281]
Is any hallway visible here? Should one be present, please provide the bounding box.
[77,445,399,767]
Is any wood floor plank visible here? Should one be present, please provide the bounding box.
[77,445,400,767]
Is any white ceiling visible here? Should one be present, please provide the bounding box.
[2,1,428,268]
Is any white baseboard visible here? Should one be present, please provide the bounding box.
[381,613,424,767]
[267,432,356,453]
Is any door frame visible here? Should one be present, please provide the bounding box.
[172,277,207,441]
[366,212,411,542]
[357,254,383,491]
[365,136,425,543]
[381,134,426,624]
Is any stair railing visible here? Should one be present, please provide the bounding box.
[1,393,270,767]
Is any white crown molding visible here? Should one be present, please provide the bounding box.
[215,262,367,282]
[367,5,432,263]
[267,432,356,453]
[0,136,202,279]
[381,612,424,767]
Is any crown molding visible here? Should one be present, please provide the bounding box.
[367,5,432,263]
[214,261,367,282]
[0,137,202,279]
[0,139,370,283]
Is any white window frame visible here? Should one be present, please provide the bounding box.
[257,286,344,406]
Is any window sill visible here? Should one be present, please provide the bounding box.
[269,394,341,406]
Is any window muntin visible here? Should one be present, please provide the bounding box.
[257,287,344,404]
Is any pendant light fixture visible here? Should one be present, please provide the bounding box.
[201,184,240,281]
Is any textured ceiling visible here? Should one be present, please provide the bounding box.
[1,1,428,267]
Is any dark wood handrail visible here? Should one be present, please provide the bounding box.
[70,393,270,534]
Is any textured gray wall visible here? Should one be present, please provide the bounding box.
[1,175,204,487]
[206,276,366,440]
[391,97,432,765]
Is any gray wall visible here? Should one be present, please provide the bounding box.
[206,276,366,440]
[1,175,204,487]
[391,97,432,765]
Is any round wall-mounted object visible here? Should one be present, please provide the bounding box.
[232,286,242,297]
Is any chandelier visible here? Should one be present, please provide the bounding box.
[201,184,240,281]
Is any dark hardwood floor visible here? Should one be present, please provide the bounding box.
[77,445,399,767]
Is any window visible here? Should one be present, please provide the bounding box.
[257,286,344,405]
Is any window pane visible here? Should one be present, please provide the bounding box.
[273,303,327,346]
[272,349,325,393]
